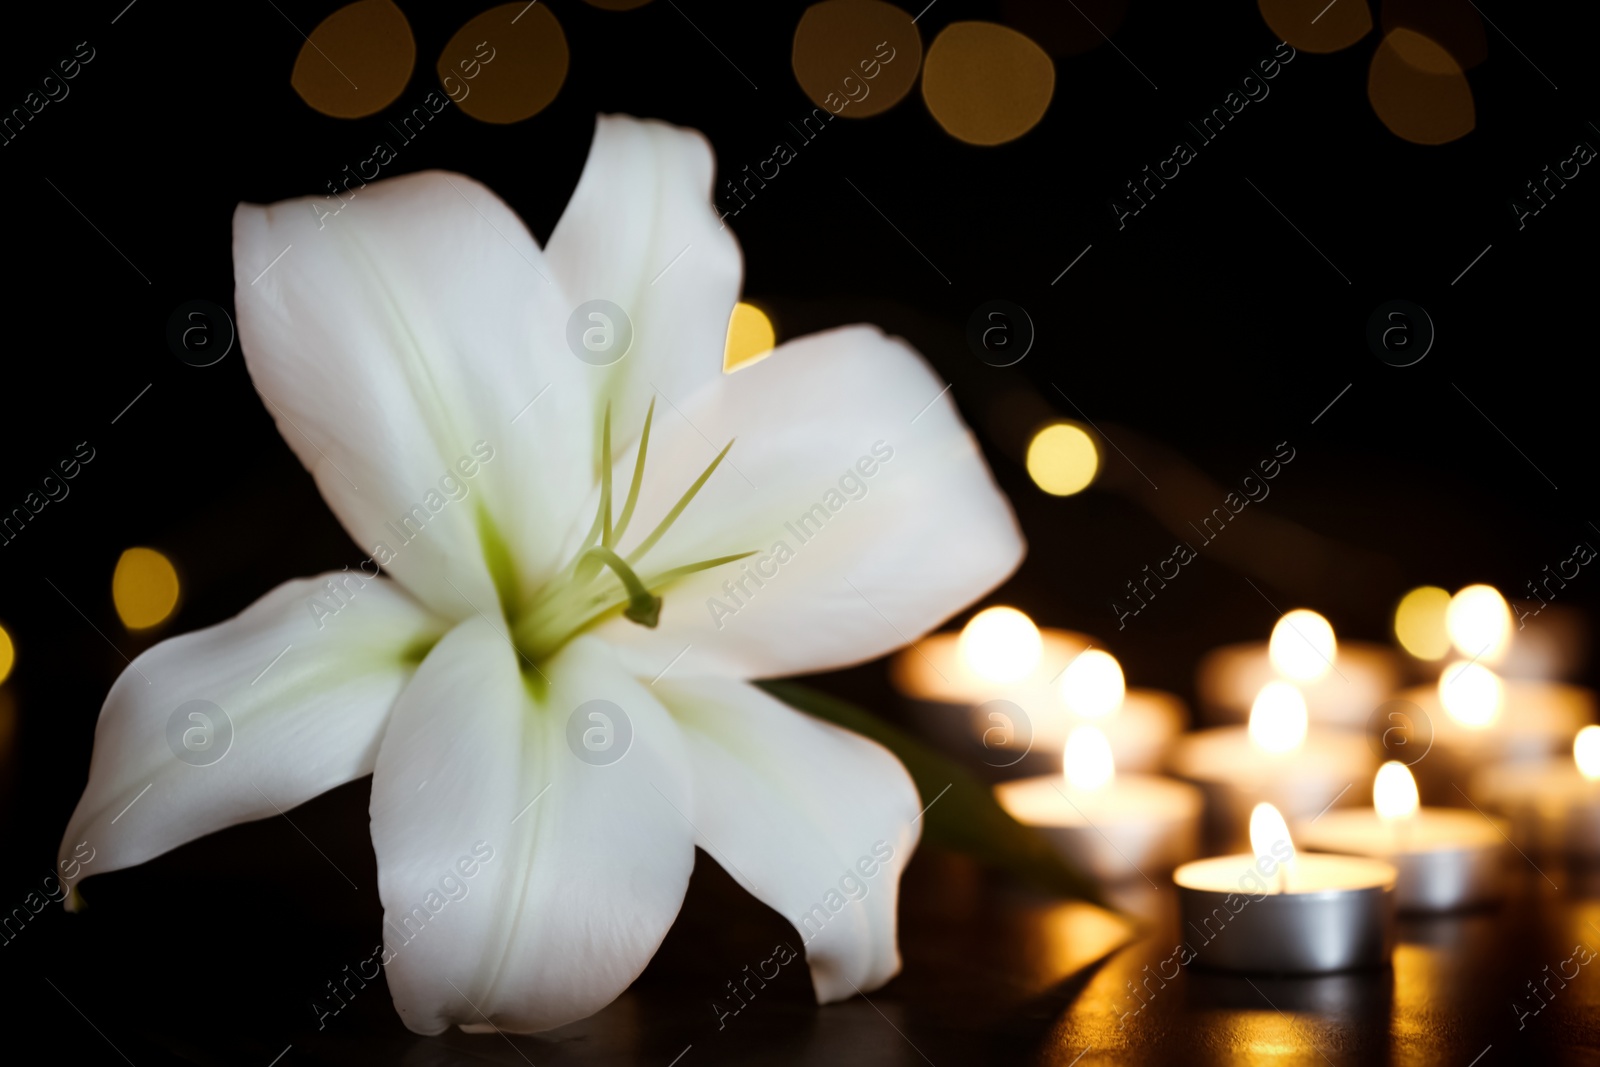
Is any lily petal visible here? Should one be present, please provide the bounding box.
[233,172,594,618]
[545,114,742,444]
[657,677,921,1002]
[597,325,1024,679]
[57,574,443,895]
[370,624,694,1034]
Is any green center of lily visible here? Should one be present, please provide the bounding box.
[509,399,753,667]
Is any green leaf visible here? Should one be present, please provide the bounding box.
[759,680,1106,907]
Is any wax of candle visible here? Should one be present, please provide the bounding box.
[1472,725,1600,857]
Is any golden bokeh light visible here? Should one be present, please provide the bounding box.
[792,0,922,119]
[958,606,1042,684]
[1063,724,1115,792]
[1060,649,1125,719]
[1026,423,1098,496]
[0,623,13,686]
[922,22,1055,146]
[1438,661,1502,729]
[1445,583,1511,662]
[723,302,777,372]
[1268,608,1337,682]
[1001,0,1131,57]
[1249,681,1308,754]
[1258,0,1372,54]
[113,548,181,631]
[1393,585,1452,660]
[291,0,416,119]
[1382,0,1486,70]
[1576,726,1600,782]
[1374,761,1420,820]
[1368,28,1475,145]
[440,3,569,124]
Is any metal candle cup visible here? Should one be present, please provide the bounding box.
[1173,852,1397,973]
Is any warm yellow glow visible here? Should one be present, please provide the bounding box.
[1394,585,1452,660]
[723,302,777,372]
[1059,649,1125,719]
[1249,802,1296,880]
[1445,584,1511,662]
[1258,0,1372,54]
[922,21,1055,146]
[0,624,12,686]
[292,0,416,119]
[957,606,1042,684]
[1248,680,1308,754]
[1268,608,1337,682]
[1437,661,1502,729]
[1368,28,1475,146]
[1576,726,1600,782]
[1025,423,1098,496]
[1063,725,1115,792]
[112,548,181,631]
[1374,760,1420,821]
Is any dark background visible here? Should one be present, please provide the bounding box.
[1,1,1595,1063]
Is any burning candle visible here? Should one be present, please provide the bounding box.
[1169,681,1377,847]
[994,724,1202,881]
[1297,761,1506,911]
[1400,583,1588,681]
[1196,609,1399,728]
[891,614,1181,773]
[1173,803,1397,973]
[1398,660,1595,800]
[1473,725,1600,857]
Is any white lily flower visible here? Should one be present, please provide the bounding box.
[58,114,1023,1034]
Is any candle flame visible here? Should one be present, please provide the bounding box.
[1060,649,1125,719]
[1576,726,1600,782]
[1437,660,1502,729]
[1062,724,1115,792]
[958,606,1042,685]
[1249,802,1296,888]
[1373,760,1419,820]
[1248,681,1308,754]
[1445,584,1511,663]
[1393,585,1452,660]
[1268,609,1337,682]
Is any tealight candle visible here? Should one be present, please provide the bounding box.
[889,606,1091,753]
[995,725,1202,881]
[1174,803,1397,973]
[1169,681,1377,847]
[1196,609,1400,728]
[1399,664,1596,800]
[975,648,1184,775]
[1297,761,1506,911]
[1473,725,1600,857]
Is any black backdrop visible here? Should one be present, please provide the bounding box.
[1,1,1596,1063]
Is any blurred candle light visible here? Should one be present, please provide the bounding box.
[1438,661,1503,729]
[1374,761,1421,821]
[1060,649,1125,720]
[0,623,13,686]
[112,547,181,631]
[1063,724,1115,792]
[1025,422,1098,496]
[1394,585,1453,660]
[1445,584,1512,663]
[1269,609,1337,682]
[1577,726,1600,781]
[958,606,1043,684]
[1249,681,1308,754]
